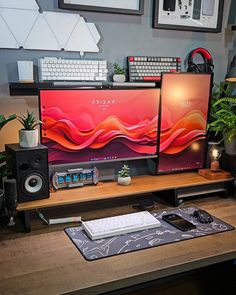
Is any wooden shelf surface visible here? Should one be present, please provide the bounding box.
[17,172,233,211]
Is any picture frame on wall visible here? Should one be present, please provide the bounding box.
[152,0,224,33]
[58,0,144,15]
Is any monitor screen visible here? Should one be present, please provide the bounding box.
[39,88,160,165]
[157,72,212,173]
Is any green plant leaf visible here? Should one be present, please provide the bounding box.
[17,109,41,130]
[0,114,16,130]
[0,151,6,164]
[113,63,125,75]
[208,82,236,143]
[118,164,130,177]
[0,164,7,178]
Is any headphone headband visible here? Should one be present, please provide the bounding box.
[190,47,212,61]
[187,47,214,73]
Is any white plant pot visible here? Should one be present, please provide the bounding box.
[118,176,131,186]
[19,129,38,148]
[113,74,126,83]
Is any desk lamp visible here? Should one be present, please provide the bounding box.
[209,144,222,172]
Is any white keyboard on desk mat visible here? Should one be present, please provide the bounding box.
[38,57,108,81]
[82,211,161,240]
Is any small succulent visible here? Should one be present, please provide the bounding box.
[113,63,125,75]
[17,110,42,130]
[118,164,130,178]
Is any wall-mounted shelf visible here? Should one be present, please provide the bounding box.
[9,82,53,96]
[9,81,159,96]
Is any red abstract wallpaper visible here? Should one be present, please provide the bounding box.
[158,73,212,173]
[40,89,160,164]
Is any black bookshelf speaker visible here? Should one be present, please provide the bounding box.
[5,144,50,203]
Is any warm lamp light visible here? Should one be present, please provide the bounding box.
[209,144,222,172]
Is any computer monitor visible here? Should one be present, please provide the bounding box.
[39,88,160,166]
[157,72,212,173]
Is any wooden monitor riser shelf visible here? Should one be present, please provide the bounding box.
[16,172,234,232]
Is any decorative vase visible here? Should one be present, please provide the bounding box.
[113,74,126,83]
[118,176,131,186]
[19,129,38,148]
[224,134,236,156]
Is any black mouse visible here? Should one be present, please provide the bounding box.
[193,209,213,223]
[139,199,154,211]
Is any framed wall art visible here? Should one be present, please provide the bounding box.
[152,0,224,33]
[58,0,144,15]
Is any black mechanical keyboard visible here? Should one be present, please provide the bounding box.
[128,56,181,82]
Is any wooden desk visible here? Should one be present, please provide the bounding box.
[1,196,236,295]
[16,172,233,232]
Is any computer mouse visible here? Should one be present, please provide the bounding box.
[139,199,154,211]
[193,209,213,224]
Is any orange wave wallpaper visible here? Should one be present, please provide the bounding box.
[40,89,160,164]
[158,73,212,173]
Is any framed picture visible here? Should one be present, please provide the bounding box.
[58,0,144,15]
[152,0,224,33]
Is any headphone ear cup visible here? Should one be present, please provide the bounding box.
[207,59,214,72]
[187,51,197,72]
[187,62,201,73]
[187,63,195,72]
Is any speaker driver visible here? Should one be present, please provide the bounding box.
[29,153,44,169]
[24,174,44,194]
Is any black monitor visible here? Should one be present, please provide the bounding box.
[39,88,160,167]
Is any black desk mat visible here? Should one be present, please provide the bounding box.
[65,207,234,261]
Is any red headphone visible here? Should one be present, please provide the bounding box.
[187,48,214,73]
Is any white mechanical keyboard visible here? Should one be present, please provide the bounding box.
[38,57,108,82]
[82,211,161,240]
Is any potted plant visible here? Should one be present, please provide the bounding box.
[0,114,16,188]
[18,110,42,148]
[118,164,131,186]
[113,63,126,83]
[208,82,236,155]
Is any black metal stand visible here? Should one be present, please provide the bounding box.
[153,181,233,207]
[17,211,31,233]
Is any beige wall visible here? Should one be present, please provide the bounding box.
[0,96,39,150]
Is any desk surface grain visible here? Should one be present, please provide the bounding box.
[0,196,236,295]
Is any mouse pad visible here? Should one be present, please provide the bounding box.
[64,207,234,261]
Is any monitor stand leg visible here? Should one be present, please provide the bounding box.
[153,189,179,207]
[17,211,31,233]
